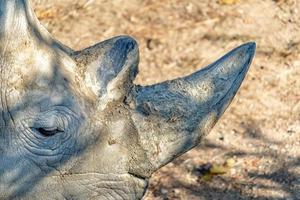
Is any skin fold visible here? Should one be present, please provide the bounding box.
[0,0,256,199]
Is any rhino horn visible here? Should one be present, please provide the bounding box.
[0,0,71,53]
[128,42,256,176]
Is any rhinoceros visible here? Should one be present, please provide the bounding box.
[0,0,255,199]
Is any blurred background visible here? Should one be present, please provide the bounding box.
[32,0,299,199]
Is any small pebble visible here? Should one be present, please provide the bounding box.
[160,188,168,195]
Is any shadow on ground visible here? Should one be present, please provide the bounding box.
[147,119,299,200]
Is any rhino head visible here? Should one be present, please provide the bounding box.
[0,0,255,199]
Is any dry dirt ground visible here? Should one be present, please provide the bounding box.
[32,0,299,199]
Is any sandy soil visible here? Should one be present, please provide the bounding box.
[32,0,300,199]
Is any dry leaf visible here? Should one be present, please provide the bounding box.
[218,0,240,5]
[225,158,236,167]
[197,158,236,182]
[209,164,228,175]
[35,8,58,20]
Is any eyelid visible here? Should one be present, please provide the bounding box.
[25,107,79,134]
[31,127,64,137]
[42,127,64,132]
[33,114,65,131]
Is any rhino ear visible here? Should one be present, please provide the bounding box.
[72,36,139,103]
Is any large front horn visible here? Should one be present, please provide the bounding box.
[129,42,256,176]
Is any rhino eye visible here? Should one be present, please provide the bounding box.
[32,127,63,137]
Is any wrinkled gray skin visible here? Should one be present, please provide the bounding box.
[0,0,256,199]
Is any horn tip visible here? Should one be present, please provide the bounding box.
[231,41,256,72]
[240,41,256,57]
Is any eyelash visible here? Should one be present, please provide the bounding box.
[31,127,64,137]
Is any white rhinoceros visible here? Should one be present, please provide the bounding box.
[0,0,255,199]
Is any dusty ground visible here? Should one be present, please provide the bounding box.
[32,0,299,199]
